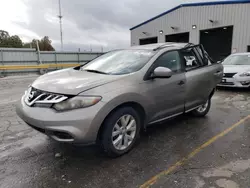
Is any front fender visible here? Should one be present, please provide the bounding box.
[102,92,150,115]
[89,92,152,141]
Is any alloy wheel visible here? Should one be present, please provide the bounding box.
[197,100,209,113]
[112,114,137,150]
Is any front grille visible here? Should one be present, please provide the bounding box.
[220,82,234,86]
[24,87,68,106]
[223,73,236,78]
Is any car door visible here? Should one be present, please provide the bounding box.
[144,50,186,124]
[180,46,218,111]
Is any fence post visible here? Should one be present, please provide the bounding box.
[36,40,41,64]
[77,52,80,64]
[55,52,58,69]
[0,49,4,76]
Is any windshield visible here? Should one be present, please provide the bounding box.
[222,55,250,65]
[82,49,155,75]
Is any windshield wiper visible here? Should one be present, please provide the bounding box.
[84,69,108,74]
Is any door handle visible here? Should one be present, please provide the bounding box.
[178,80,185,85]
[214,71,222,76]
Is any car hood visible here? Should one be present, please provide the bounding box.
[223,65,250,74]
[32,68,124,95]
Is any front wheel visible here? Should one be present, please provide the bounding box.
[100,107,141,157]
[192,99,211,117]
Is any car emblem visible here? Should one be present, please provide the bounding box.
[223,74,225,77]
[28,90,36,101]
[24,88,39,106]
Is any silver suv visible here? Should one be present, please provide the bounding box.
[16,43,223,157]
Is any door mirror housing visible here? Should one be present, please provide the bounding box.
[151,67,173,79]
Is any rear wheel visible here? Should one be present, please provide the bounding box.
[100,107,141,157]
[192,99,211,117]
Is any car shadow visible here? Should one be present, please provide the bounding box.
[52,113,206,164]
[216,86,250,93]
[9,113,221,188]
[56,114,194,157]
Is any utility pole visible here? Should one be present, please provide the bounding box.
[58,0,63,51]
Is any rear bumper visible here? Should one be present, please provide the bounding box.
[16,96,105,144]
[217,76,250,88]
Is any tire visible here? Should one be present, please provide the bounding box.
[192,99,211,117]
[100,107,141,157]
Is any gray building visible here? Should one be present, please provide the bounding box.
[130,0,250,61]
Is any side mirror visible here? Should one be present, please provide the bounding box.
[151,67,173,79]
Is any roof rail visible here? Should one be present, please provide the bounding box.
[184,43,195,48]
[153,43,175,51]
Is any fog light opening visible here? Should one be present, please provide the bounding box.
[241,81,250,85]
[53,131,74,140]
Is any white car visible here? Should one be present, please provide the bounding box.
[217,53,250,88]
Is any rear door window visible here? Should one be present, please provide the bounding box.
[181,48,202,71]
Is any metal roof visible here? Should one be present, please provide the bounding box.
[130,0,250,30]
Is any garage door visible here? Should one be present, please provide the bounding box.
[200,26,233,62]
[139,37,158,45]
[165,32,189,43]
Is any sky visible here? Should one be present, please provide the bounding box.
[0,0,227,52]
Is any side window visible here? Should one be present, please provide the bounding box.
[181,48,202,71]
[154,51,182,73]
[194,46,211,65]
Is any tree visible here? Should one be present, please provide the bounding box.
[7,35,23,48]
[0,30,10,40]
[0,30,11,47]
[0,30,55,51]
[23,42,32,48]
[39,36,55,51]
[23,36,55,51]
[0,30,23,48]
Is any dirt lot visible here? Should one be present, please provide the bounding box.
[1,75,250,188]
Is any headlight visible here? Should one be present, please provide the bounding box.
[53,96,102,111]
[239,72,250,77]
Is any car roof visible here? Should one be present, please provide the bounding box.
[128,42,189,51]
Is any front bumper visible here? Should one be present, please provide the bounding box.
[217,76,250,88]
[16,96,105,144]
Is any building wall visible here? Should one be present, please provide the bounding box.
[131,3,250,53]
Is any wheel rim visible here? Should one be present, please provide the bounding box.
[197,100,209,113]
[112,114,137,151]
